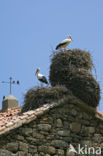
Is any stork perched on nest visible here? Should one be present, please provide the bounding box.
[56,35,72,50]
[35,68,48,85]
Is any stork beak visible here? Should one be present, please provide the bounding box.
[70,37,73,41]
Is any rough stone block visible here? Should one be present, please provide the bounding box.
[37,124,51,131]
[56,119,63,128]
[7,142,19,153]
[21,128,33,136]
[0,149,12,156]
[26,137,38,143]
[57,149,64,155]
[34,154,39,156]
[87,127,95,134]
[32,132,45,139]
[66,148,75,156]
[58,130,70,136]
[71,109,78,116]
[29,145,37,153]
[38,145,56,154]
[81,140,92,146]
[51,140,68,148]
[16,151,26,156]
[93,134,103,143]
[16,135,24,141]
[70,122,81,133]
[19,142,28,152]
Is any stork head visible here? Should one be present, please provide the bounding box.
[35,68,40,75]
[68,35,72,40]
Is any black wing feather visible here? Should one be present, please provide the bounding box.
[39,76,48,84]
[56,42,67,50]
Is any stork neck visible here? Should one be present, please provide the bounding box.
[36,71,39,76]
[37,71,41,78]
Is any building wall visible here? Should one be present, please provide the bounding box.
[0,103,103,156]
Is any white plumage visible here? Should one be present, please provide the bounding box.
[56,35,72,50]
[35,68,48,84]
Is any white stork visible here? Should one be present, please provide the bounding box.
[35,68,48,85]
[56,35,72,50]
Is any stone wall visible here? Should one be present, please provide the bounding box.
[0,102,103,156]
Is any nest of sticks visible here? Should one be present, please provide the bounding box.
[22,48,100,112]
[21,85,71,113]
[49,49,100,107]
[50,49,93,70]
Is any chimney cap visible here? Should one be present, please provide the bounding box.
[3,94,17,101]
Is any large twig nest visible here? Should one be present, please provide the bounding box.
[21,86,72,113]
[50,49,93,71]
[50,66,100,107]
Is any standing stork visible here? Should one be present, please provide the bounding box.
[56,35,72,50]
[35,68,48,85]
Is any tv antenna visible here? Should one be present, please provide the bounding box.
[1,77,20,94]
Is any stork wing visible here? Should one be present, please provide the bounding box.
[56,38,71,50]
[56,42,68,50]
[39,76,48,84]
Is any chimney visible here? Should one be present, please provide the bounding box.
[2,94,18,111]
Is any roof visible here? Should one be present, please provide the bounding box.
[0,103,56,136]
[0,96,103,136]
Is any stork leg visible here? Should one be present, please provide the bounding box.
[40,82,43,87]
[63,48,66,51]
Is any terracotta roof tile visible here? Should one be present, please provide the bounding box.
[0,126,5,131]
[0,105,51,136]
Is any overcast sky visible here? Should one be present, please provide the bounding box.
[0,0,103,111]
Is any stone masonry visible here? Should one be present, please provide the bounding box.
[0,97,103,156]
